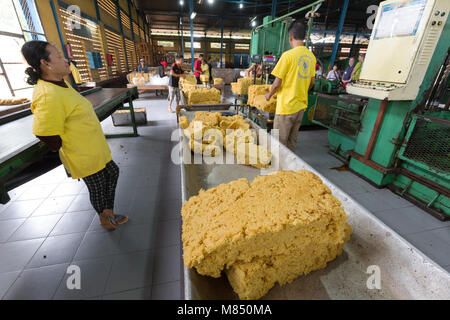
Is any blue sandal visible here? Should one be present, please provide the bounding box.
[109,214,128,225]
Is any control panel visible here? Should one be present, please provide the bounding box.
[347,0,449,101]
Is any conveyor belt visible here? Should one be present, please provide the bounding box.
[0,87,138,203]
[178,110,450,300]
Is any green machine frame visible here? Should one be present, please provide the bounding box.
[346,15,450,220]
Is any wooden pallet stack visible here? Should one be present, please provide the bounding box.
[153,45,165,65]
[136,42,152,66]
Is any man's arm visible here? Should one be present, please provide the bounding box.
[170,70,183,78]
[36,135,62,152]
[265,77,282,101]
[309,77,315,91]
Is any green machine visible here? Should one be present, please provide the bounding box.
[250,16,291,58]
[314,0,449,220]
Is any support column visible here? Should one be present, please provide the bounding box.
[189,0,195,71]
[271,0,277,18]
[181,18,185,57]
[94,0,100,21]
[228,32,232,68]
[349,26,358,58]
[204,32,207,58]
[220,17,224,68]
[329,0,349,70]
[127,1,135,44]
[115,0,129,71]
[49,0,67,59]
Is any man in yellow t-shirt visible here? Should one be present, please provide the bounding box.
[265,20,316,152]
[21,40,128,230]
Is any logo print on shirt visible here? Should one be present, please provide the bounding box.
[298,55,313,79]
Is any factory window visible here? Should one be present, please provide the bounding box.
[157,41,174,48]
[340,47,350,53]
[120,10,130,30]
[210,42,226,49]
[98,0,117,19]
[125,37,136,71]
[59,5,108,82]
[0,0,46,99]
[185,42,201,49]
[105,28,127,74]
[235,43,249,50]
[132,21,140,39]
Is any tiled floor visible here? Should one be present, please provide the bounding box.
[0,90,449,300]
[0,92,182,300]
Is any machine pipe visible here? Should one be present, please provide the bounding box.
[189,0,195,71]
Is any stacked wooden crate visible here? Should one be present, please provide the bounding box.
[136,42,152,66]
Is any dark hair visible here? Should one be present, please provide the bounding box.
[288,20,306,41]
[199,54,204,58]
[176,55,184,60]
[359,53,366,58]
[21,40,51,85]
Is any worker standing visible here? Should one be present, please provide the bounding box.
[168,55,185,113]
[265,21,316,153]
[137,58,149,73]
[158,60,168,77]
[156,60,168,95]
[207,57,213,84]
[351,53,365,81]
[194,54,204,84]
[246,62,262,78]
[21,40,128,231]
[201,59,210,84]
[326,65,340,81]
[342,57,355,86]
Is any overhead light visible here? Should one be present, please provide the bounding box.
[207,0,214,4]
[179,0,184,5]
[251,20,256,27]
[190,11,197,19]
[239,3,243,9]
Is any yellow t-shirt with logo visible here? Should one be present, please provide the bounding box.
[31,79,112,179]
[271,46,316,115]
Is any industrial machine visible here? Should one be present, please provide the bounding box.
[314,0,449,220]
[250,16,291,59]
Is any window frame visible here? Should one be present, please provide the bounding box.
[0,0,46,97]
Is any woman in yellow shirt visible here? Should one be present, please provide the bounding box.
[21,40,127,230]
